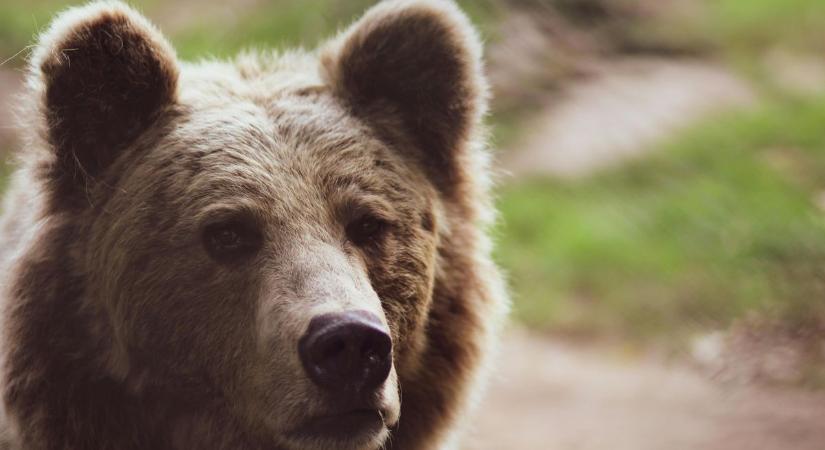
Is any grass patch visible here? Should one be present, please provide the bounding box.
[171,0,375,60]
[631,0,825,63]
[701,0,825,55]
[0,0,71,65]
[496,94,825,341]
[171,0,500,60]
[0,1,167,66]
[0,155,12,195]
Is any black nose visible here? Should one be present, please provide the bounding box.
[299,310,392,394]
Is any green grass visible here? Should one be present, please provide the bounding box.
[171,0,374,60]
[702,0,825,55]
[491,0,825,339]
[0,0,71,65]
[628,0,825,67]
[0,1,172,66]
[172,0,500,60]
[496,94,825,340]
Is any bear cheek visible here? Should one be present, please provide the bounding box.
[112,255,261,387]
[368,228,437,371]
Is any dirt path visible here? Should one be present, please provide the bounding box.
[502,59,755,178]
[467,331,825,450]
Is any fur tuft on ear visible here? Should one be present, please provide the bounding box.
[321,0,489,193]
[29,1,179,190]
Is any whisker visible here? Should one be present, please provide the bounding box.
[0,45,36,68]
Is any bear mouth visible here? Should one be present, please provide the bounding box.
[288,409,386,442]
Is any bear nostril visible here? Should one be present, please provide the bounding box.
[299,310,392,394]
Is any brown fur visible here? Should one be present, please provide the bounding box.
[0,1,508,449]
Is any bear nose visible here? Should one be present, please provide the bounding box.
[299,310,392,394]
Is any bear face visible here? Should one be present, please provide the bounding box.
[89,78,443,448]
[0,1,506,450]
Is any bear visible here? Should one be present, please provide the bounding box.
[0,1,508,449]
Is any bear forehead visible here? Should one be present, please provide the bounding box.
[122,61,416,225]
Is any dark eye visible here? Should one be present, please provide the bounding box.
[203,220,262,262]
[346,215,388,247]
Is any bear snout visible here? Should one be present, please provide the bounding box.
[298,310,392,395]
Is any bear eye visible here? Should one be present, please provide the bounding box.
[203,220,262,262]
[346,215,388,247]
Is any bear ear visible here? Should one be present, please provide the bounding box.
[30,1,178,187]
[321,0,488,193]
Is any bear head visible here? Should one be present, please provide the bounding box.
[6,1,491,449]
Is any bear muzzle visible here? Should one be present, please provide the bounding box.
[291,310,396,446]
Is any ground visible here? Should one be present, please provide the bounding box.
[501,58,754,177]
[469,331,825,450]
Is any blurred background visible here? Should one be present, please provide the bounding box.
[3,0,825,448]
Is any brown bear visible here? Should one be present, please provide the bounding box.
[0,0,508,449]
